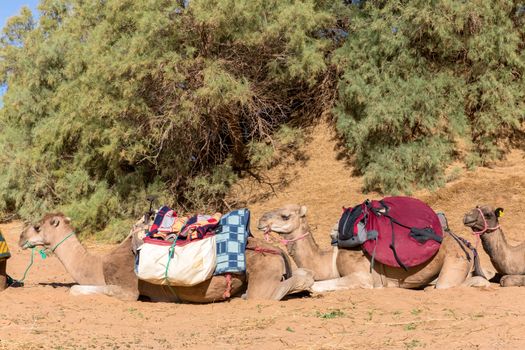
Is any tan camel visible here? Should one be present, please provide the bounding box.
[258,204,491,292]
[464,205,525,287]
[18,213,314,302]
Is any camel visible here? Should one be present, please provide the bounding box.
[18,213,314,302]
[464,205,525,287]
[258,204,491,292]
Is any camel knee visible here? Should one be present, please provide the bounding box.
[500,275,525,287]
[269,274,314,301]
[288,269,315,294]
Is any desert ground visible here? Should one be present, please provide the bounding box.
[1,122,524,350]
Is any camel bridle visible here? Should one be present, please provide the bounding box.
[472,207,500,236]
[263,226,310,245]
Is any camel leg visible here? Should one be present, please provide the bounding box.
[70,285,139,301]
[268,268,314,301]
[435,253,471,289]
[500,275,525,287]
[462,276,490,287]
[0,259,7,291]
[311,272,374,293]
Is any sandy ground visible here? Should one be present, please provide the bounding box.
[1,122,525,350]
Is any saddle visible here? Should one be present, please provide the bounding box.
[135,207,252,286]
[335,196,444,269]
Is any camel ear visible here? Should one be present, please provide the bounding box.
[495,208,504,218]
[50,217,60,227]
[299,205,308,217]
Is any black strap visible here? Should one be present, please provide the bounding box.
[369,239,377,273]
[410,227,443,244]
[388,219,408,271]
[281,251,293,280]
[447,230,486,279]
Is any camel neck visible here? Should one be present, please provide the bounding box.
[480,228,525,275]
[51,232,105,285]
[286,222,336,280]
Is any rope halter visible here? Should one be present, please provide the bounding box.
[264,226,310,245]
[472,207,500,236]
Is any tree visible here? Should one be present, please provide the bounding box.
[333,0,525,193]
[0,0,336,237]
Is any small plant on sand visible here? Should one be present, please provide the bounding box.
[404,339,425,349]
[404,322,417,331]
[316,309,345,319]
[411,308,422,316]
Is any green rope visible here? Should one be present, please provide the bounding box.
[50,231,76,253]
[9,247,38,286]
[163,240,178,297]
[11,232,76,287]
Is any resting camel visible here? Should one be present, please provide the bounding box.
[464,205,525,287]
[258,204,491,292]
[18,213,314,302]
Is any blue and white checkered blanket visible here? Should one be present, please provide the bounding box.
[214,209,250,275]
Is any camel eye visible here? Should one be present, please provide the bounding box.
[34,225,41,232]
[281,214,290,221]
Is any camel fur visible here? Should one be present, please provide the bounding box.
[19,213,314,302]
[258,204,491,293]
[464,205,525,287]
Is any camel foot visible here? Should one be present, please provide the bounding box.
[461,276,490,288]
[311,273,373,293]
[500,275,525,287]
[70,285,139,301]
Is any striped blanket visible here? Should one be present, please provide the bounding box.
[0,230,10,260]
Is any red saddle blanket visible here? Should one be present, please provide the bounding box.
[337,196,443,269]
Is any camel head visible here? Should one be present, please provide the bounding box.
[463,205,504,233]
[19,213,73,249]
[258,204,308,238]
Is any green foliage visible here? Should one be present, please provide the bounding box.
[0,0,335,236]
[334,0,525,193]
[1,0,524,236]
[248,125,305,169]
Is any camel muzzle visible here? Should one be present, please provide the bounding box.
[463,218,477,227]
[463,213,478,227]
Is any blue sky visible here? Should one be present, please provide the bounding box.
[0,0,39,29]
[1,0,40,105]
